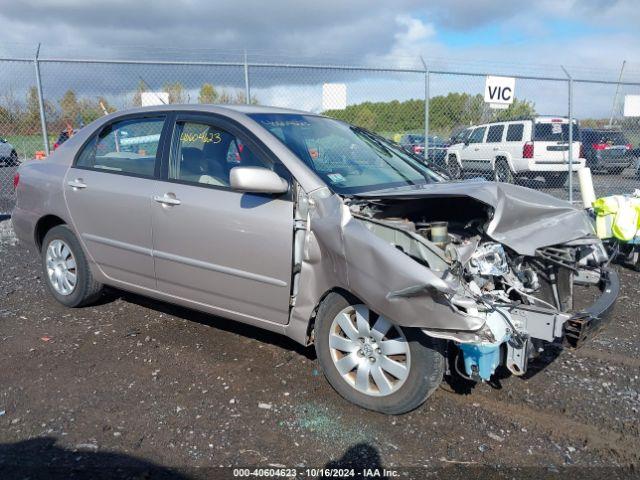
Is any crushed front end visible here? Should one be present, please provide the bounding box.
[345,185,619,382]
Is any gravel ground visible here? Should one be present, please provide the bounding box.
[0,218,639,479]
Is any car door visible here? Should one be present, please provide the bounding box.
[485,124,505,171]
[64,114,168,290]
[150,113,294,325]
[462,126,487,170]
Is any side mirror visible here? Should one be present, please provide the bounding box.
[230,166,289,194]
[463,139,470,146]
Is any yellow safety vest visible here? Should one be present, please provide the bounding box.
[593,195,640,242]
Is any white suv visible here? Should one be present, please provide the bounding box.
[445,116,584,184]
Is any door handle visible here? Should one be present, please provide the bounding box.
[153,194,181,206]
[67,179,87,189]
[493,147,499,151]
[474,147,480,151]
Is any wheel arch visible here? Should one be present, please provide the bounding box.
[301,286,361,345]
[492,154,514,172]
[34,215,67,251]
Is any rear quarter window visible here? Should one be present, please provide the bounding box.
[506,124,524,141]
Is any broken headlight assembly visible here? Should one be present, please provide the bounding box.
[466,242,509,276]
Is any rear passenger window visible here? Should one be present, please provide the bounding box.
[76,117,164,177]
[487,125,504,143]
[169,121,272,187]
[506,124,524,141]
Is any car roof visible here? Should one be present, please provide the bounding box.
[109,104,315,117]
[582,128,623,133]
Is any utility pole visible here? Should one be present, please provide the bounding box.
[608,60,626,127]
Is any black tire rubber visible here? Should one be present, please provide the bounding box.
[41,225,103,307]
[493,159,514,184]
[447,156,462,179]
[314,292,446,415]
[9,151,18,166]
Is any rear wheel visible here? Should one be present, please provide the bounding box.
[314,292,445,414]
[9,150,18,166]
[41,225,103,307]
[493,159,514,183]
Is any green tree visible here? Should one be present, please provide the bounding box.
[353,105,376,130]
[494,98,536,121]
[198,83,219,104]
[59,89,79,122]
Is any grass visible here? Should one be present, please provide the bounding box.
[2,134,56,160]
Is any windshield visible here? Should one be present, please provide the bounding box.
[250,113,444,194]
[534,122,580,142]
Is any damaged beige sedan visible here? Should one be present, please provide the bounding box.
[12,105,618,414]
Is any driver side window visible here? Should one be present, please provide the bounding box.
[169,121,271,187]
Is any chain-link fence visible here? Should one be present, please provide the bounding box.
[1,48,639,214]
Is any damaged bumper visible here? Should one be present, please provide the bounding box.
[563,268,619,348]
[447,267,619,381]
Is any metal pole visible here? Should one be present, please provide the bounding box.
[34,43,50,155]
[420,56,429,162]
[243,50,251,105]
[561,66,573,203]
[608,60,626,127]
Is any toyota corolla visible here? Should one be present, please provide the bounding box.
[12,105,618,414]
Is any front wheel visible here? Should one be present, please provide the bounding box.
[314,292,445,414]
[41,225,103,307]
[447,156,462,179]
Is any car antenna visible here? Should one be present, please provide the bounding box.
[138,76,167,105]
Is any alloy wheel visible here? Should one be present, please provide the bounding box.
[45,239,77,296]
[328,305,410,397]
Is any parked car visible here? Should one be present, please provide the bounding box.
[399,134,448,168]
[580,128,633,174]
[445,116,584,185]
[12,105,618,414]
[0,138,19,166]
[399,133,425,155]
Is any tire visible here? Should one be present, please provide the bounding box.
[41,225,103,307]
[9,150,18,166]
[493,159,514,184]
[447,156,462,179]
[314,292,445,414]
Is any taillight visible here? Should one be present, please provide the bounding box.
[53,142,59,150]
[592,143,607,150]
[412,145,420,153]
[626,143,632,150]
[523,141,534,158]
[579,143,584,158]
[13,172,19,190]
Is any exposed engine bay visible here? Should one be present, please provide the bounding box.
[345,194,616,381]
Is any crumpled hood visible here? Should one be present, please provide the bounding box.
[354,180,596,256]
